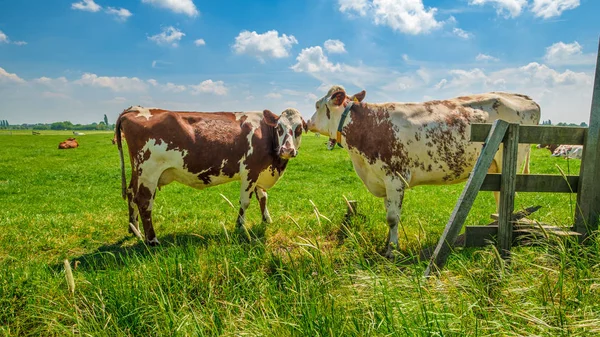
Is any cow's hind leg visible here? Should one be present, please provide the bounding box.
[255,188,272,224]
[384,176,408,259]
[134,177,160,246]
[127,176,140,234]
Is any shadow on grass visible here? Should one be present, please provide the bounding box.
[54,223,268,272]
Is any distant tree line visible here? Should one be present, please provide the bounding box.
[540,119,587,127]
[2,114,114,131]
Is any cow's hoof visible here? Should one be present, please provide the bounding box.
[145,238,160,246]
[384,245,397,260]
[262,215,273,224]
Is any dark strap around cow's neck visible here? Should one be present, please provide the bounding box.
[335,101,354,148]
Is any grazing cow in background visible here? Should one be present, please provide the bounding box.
[112,131,125,145]
[58,137,79,149]
[307,85,541,257]
[552,144,583,159]
[73,131,86,136]
[537,143,560,153]
[115,106,307,245]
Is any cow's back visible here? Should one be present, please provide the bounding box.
[119,106,263,189]
[343,92,540,189]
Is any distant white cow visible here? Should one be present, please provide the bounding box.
[552,145,583,159]
[73,131,86,136]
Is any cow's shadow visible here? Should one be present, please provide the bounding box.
[57,224,267,273]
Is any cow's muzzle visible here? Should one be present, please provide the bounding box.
[279,147,298,159]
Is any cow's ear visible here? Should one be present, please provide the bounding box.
[301,118,308,133]
[263,109,279,127]
[330,90,346,106]
[350,90,366,103]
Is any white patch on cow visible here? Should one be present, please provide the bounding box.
[127,105,156,120]
[147,237,160,245]
[255,165,283,190]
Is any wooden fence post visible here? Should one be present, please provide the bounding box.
[497,124,519,258]
[575,37,600,237]
[424,120,509,277]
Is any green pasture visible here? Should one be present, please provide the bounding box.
[1,131,598,336]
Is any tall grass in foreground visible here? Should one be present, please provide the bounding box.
[0,132,597,336]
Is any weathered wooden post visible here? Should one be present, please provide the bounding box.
[575,37,600,238]
[424,120,509,277]
[497,124,519,258]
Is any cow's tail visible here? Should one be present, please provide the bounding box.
[115,110,127,200]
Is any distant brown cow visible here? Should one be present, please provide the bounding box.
[115,105,307,245]
[58,137,79,149]
[112,131,125,145]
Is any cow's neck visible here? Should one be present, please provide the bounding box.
[331,102,356,149]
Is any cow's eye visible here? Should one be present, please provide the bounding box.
[277,125,284,135]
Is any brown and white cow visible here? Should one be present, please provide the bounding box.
[307,86,541,257]
[115,106,307,245]
[58,137,79,149]
[552,144,583,159]
[536,143,560,153]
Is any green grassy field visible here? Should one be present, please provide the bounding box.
[1,131,598,336]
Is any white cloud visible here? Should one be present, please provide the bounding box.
[339,0,370,15]
[544,41,595,66]
[0,31,26,45]
[189,80,228,95]
[42,91,71,100]
[453,28,472,39]
[0,67,26,83]
[339,0,442,35]
[531,0,579,19]
[469,0,527,18]
[324,39,347,53]
[476,53,499,62]
[0,31,8,44]
[245,95,255,100]
[402,54,409,61]
[141,0,199,17]
[106,7,132,21]
[305,93,318,101]
[163,82,186,93]
[71,0,102,12]
[151,60,172,68]
[194,38,206,46]
[232,30,298,62]
[33,76,69,86]
[74,73,148,92]
[147,79,158,86]
[265,92,282,98]
[291,46,342,73]
[148,26,185,47]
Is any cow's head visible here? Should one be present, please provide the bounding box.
[263,108,307,160]
[307,85,366,147]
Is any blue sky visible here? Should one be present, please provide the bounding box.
[0,0,599,124]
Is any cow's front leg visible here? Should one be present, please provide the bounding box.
[384,177,408,258]
[255,188,272,224]
[236,178,256,229]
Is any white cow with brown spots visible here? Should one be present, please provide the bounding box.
[307,85,541,257]
[115,106,307,245]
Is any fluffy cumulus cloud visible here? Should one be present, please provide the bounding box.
[141,0,199,17]
[232,30,298,62]
[476,53,499,62]
[148,26,185,47]
[189,80,228,95]
[291,46,342,73]
[544,41,596,66]
[0,67,25,83]
[105,7,132,21]
[324,39,347,53]
[453,28,472,39]
[469,0,527,18]
[531,0,580,19]
[194,38,206,46]
[338,0,442,35]
[0,30,27,45]
[71,0,102,12]
[74,73,148,92]
[470,0,579,18]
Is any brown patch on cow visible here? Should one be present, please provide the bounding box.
[414,132,421,141]
[326,105,331,119]
[492,99,501,111]
[458,96,472,101]
[58,138,79,149]
[343,104,410,176]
